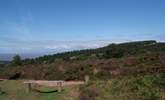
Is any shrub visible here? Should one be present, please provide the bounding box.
[11,55,22,66]
[79,85,100,100]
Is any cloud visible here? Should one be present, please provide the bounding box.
[45,40,110,50]
[3,32,164,54]
[0,37,114,53]
[152,33,165,42]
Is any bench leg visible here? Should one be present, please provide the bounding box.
[27,83,32,93]
[58,86,62,92]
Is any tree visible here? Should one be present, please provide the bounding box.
[11,55,22,66]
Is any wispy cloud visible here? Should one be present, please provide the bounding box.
[1,33,164,54]
[3,32,164,54]
[0,37,113,53]
[45,40,111,49]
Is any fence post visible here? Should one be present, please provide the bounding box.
[85,75,89,84]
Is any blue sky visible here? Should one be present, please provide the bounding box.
[0,0,165,54]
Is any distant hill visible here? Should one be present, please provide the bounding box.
[0,54,15,61]
[0,53,48,61]
[0,61,10,64]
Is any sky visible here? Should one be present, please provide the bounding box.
[0,0,165,55]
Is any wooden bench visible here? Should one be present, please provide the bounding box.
[24,80,85,93]
[24,80,64,92]
[0,79,7,81]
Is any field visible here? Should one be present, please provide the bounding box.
[0,73,165,100]
[0,80,80,100]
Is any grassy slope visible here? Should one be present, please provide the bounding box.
[79,73,165,100]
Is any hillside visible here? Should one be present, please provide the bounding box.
[0,40,165,80]
[0,40,165,100]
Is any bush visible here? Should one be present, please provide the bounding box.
[79,85,100,100]
[11,55,22,66]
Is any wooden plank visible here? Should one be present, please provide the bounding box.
[0,79,7,81]
[24,80,65,87]
[24,80,85,87]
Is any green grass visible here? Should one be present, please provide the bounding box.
[0,80,80,100]
[1,73,165,100]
